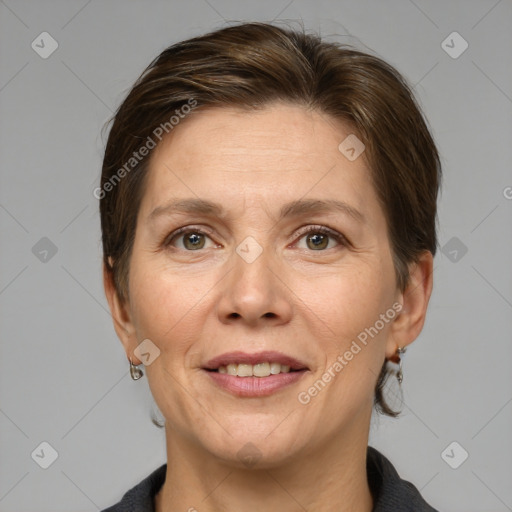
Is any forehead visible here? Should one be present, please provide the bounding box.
[140,103,380,224]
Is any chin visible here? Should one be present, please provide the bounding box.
[194,419,305,469]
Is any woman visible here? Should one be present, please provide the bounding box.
[100,22,441,512]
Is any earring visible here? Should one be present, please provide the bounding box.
[129,357,144,380]
[396,346,406,385]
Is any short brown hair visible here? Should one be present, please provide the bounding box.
[100,22,441,418]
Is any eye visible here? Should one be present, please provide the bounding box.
[164,227,217,251]
[294,225,346,251]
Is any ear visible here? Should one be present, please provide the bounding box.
[103,261,142,365]
[385,251,434,360]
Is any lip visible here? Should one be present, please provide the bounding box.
[203,370,308,397]
[202,351,309,398]
[202,350,309,371]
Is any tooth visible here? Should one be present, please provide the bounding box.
[226,364,238,376]
[237,364,253,377]
[270,362,281,374]
[217,362,297,376]
[253,362,271,377]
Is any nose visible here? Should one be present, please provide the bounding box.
[216,242,293,328]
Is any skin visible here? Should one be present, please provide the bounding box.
[104,103,433,512]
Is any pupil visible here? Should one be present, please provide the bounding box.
[186,233,204,249]
[308,233,327,250]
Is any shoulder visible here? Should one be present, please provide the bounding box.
[101,463,167,512]
[367,446,440,512]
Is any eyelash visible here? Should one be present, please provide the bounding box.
[294,225,348,249]
[163,226,215,249]
[163,225,348,251]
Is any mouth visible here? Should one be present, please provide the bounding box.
[202,350,309,375]
[204,362,304,377]
[201,351,309,397]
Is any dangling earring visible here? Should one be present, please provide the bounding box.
[396,346,406,385]
[129,357,144,380]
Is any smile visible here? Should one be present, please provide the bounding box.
[202,350,309,396]
[214,362,294,377]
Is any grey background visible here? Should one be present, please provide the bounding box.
[1,0,511,510]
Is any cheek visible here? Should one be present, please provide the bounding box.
[127,259,212,419]
[294,262,394,408]
[127,255,210,354]
[296,262,392,342]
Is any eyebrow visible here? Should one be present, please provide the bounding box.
[148,198,223,221]
[278,198,365,224]
[148,198,365,224]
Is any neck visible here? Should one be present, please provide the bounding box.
[155,422,374,512]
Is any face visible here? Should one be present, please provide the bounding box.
[112,103,408,467]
